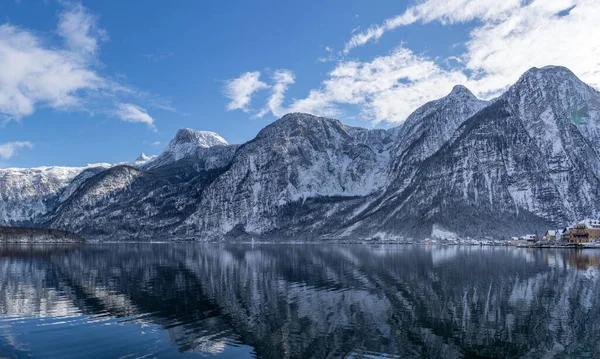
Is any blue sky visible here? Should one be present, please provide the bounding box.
[0,0,598,168]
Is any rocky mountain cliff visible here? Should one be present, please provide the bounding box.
[1,65,599,241]
[355,66,600,239]
[179,114,397,239]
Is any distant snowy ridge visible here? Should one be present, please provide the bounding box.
[0,164,111,226]
[135,153,156,163]
[2,65,600,241]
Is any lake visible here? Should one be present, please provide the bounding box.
[0,244,599,358]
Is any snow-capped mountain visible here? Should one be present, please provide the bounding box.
[0,164,110,226]
[179,113,397,238]
[2,65,600,241]
[134,153,156,163]
[141,128,233,170]
[353,66,600,239]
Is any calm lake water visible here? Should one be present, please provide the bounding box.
[0,244,599,358]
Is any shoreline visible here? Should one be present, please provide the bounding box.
[0,226,84,244]
[33,239,600,249]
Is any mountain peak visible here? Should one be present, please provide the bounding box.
[135,153,152,162]
[516,65,581,86]
[254,113,350,146]
[403,83,486,126]
[266,113,344,132]
[139,128,230,168]
[525,65,574,74]
[448,84,475,97]
[505,65,598,106]
[172,129,228,148]
[277,113,338,126]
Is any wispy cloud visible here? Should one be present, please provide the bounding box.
[229,0,600,125]
[317,46,337,63]
[0,141,34,159]
[256,70,295,118]
[224,71,269,112]
[248,48,467,123]
[0,23,105,120]
[341,0,600,93]
[0,2,165,130]
[116,103,155,130]
[463,0,600,94]
[143,52,174,63]
[57,2,108,56]
[343,0,523,54]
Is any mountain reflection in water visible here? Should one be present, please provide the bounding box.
[0,244,599,358]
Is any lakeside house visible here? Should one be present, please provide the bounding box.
[568,219,600,244]
[542,219,600,244]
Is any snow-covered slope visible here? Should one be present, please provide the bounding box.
[393,85,489,164]
[180,113,398,238]
[384,84,489,196]
[349,66,600,239]
[41,128,238,240]
[0,164,110,226]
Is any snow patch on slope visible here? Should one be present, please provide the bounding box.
[431,224,459,240]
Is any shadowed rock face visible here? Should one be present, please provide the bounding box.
[1,66,600,241]
[1,244,599,358]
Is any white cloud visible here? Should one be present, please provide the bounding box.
[229,0,600,125]
[464,0,600,95]
[116,103,155,130]
[317,46,337,63]
[342,0,600,94]
[0,3,160,130]
[152,141,161,146]
[57,3,107,56]
[0,141,33,159]
[256,70,295,118]
[0,24,105,119]
[224,71,268,112]
[344,0,523,54]
[253,47,468,123]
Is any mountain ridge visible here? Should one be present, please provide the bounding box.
[2,65,599,241]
